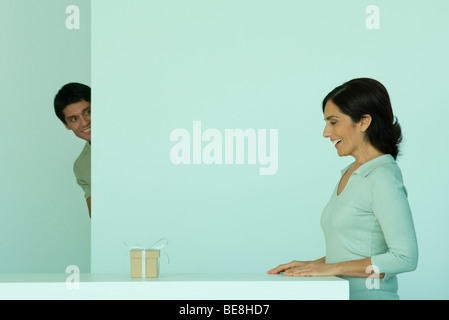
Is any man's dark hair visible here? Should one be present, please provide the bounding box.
[54,83,91,124]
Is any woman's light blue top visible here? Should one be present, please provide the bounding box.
[320,154,418,300]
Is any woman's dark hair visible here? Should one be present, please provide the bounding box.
[54,82,91,124]
[322,78,402,160]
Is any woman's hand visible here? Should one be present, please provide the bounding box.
[267,260,315,275]
[283,261,338,277]
[267,258,338,277]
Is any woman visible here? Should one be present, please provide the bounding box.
[268,78,418,300]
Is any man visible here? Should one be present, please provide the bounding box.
[54,83,91,217]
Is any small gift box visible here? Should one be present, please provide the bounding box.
[130,249,160,278]
[125,238,168,278]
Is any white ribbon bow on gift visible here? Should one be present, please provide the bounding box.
[124,238,169,251]
[124,238,169,277]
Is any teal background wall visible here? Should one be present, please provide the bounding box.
[92,0,449,300]
[0,0,91,273]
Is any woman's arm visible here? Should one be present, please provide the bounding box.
[271,257,384,278]
[332,258,384,278]
[368,167,418,279]
[267,257,326,275]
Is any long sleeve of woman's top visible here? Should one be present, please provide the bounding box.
[369,162,418,281]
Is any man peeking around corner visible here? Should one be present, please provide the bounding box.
[54,83,91,218]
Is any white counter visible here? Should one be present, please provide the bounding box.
[0,273,349,300]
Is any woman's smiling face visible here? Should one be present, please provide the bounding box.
[323,100,367,158]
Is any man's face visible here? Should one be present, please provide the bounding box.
[63,99,91,142]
